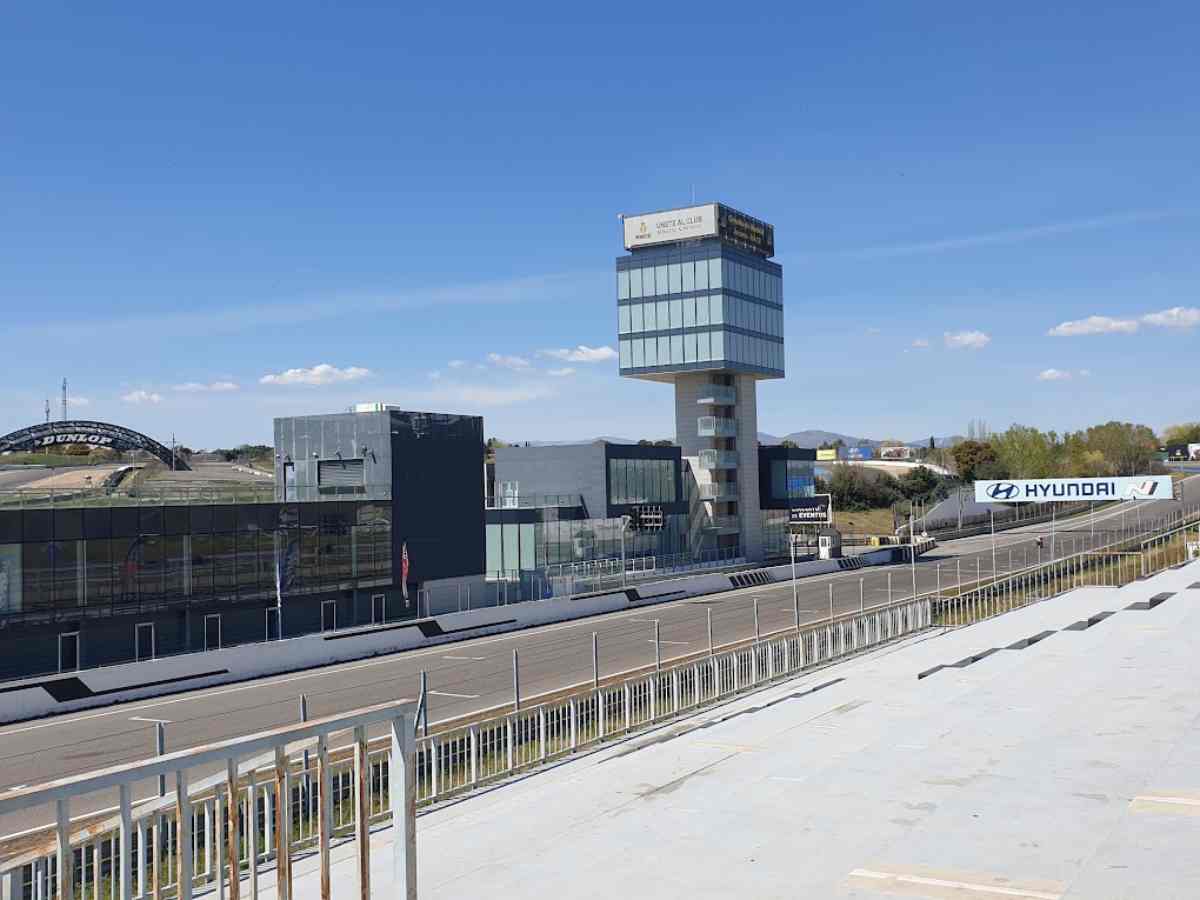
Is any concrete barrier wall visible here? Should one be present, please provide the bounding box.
[0,547,926,724]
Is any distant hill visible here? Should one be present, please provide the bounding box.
[759,430,963,449]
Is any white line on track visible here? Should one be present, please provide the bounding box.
[648,640,690,646]
[849,868,1061,899]
[128,716,172,724]
[441,656,487,661]
[427,691,480,700]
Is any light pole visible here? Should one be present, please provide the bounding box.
[619,515,632,588]
[990,509,998,578]
[789,532,798,615]
[910,510,917,599]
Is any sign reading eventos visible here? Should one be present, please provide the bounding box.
[623,204,718,250]
[788,494,833,525]
[974,476,1174,504]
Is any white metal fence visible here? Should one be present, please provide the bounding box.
[0,702,417,900]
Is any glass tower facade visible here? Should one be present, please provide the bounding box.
[616,204,783,562]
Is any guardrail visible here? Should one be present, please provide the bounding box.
[931,508,1200,627]
[5,507,1197,900]
[0,701,418,900]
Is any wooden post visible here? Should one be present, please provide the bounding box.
[317,736,331,900]
[272,749,290,900]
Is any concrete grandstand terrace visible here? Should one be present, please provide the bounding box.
[0,485,1193,844]
[277,559,1200,899]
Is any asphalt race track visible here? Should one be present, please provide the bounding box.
[0,480,1195,839]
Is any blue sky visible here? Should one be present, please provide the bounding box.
[2,2,1197,447]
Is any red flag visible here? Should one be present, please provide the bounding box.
[401,541,410,602]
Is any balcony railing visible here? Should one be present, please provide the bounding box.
[697,416,737,438]
[705,515,741,532]
[485,492,583,510]
[698,449,739,470]
[696,384,736,406]
[698,482,739,502]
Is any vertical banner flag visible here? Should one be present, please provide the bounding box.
[401,541,410,601]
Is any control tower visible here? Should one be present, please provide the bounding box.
[616,203,783,561]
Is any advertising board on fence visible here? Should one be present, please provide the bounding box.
[816,448,838,461]
[974,475,1174,504]
[788,494,833,525]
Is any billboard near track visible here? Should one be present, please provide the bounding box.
[974,475,1174,504]
[788,494,833,525]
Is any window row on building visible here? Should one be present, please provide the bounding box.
[0,522,393,616]
[607,457,677,506]
[619,331,785,372]
[486,514,690,575]
[617,257,781,304]
[618,293,784,339]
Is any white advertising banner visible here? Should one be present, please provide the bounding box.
[623,203,718,249]
[1190,443,1200,461]
[974,475,1175,504]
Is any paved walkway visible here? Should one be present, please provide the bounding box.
[280,561,1200,898]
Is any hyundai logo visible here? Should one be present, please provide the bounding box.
[986,482,1020,501]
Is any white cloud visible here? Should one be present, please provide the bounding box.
[427,371,442,381]
[1037,368,1072,381]
[487,353,532,370]
[173,381,239,393]
[1047,315,1139,336]
[943,330,991,350]
[547,367,576,377]
[447,359,466,368]
[539,345,618,363]
[121,390,162,405]
[1142,306,1200,329]
[69,396,91,407]
[911,338,930,349]
[259,364,370,386]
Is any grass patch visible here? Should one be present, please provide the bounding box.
[835,507,896,536]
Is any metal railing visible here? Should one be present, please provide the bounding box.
[930,508,1200,627]
[407,597,931,806]
[484,493,583,510]
[697,416,737,438]
[696,384,736,406]
[697,482,738,502]
[697,449,738,470]
[0,701,418,900]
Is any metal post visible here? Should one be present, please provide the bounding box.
[707,607,714,656]
[119,786,132,900]
[225,761,240,900]
[910,511,917,598]
[512,649,520,712]
[936,564,942,601]
[859,578,864,612]
[990,510,997,577]
[793,590,800,632]
[57,799,73,900]
[389,715,418,899]
[176,771,193,900]
[888,571,892,604]
[790,537,798,616]
[828,582,834,619]
[156,723,166,797]
[653,620,661,671]
[753,598,760,642]
[592,632,599,689]
[417,671,428,737]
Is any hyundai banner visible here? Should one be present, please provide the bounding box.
[974,476,1174,504]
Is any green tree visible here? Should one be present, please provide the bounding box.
[1163,422,1200,444]
[1077,421,1157,475]
[991,425,1062,478]
[780,439,799,448]
[897,465,940,501]
[950,440,1002,481]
